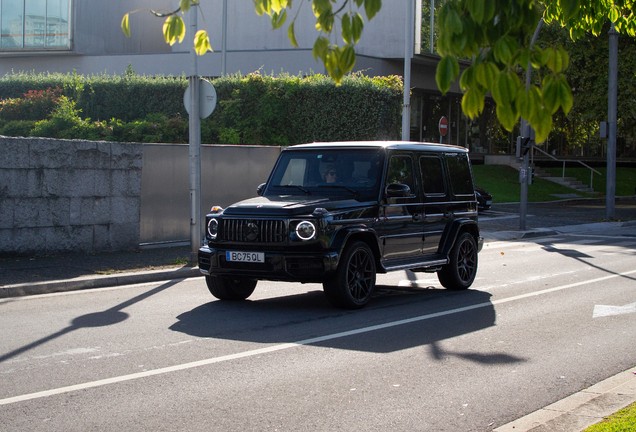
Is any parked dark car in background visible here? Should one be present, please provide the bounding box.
[198,141,484,309]
[475,186,492,212]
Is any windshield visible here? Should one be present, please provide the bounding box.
[265,148,385,201]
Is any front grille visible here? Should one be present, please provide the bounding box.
[220,218,286,243]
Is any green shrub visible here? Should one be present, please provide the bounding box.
[0,70,403,145]
[0,120,38,137]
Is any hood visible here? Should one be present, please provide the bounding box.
[221,196,372,217]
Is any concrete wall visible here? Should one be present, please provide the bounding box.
[0,137,142,257]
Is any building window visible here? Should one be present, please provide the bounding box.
[1,0,70,50]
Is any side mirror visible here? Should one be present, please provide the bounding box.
[386,183,411,198]
[257,183,266,196]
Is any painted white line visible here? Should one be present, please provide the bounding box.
[593,302,636,318]
[2,268,636,406]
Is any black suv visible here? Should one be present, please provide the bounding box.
[198,142,483,309]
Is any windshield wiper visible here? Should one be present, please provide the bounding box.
[273,184,311,195]
[320,185,360,198]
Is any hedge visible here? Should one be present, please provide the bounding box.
[0,69,403,145]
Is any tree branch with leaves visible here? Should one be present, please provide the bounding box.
[122,0,212,55]
[434,0,636,143]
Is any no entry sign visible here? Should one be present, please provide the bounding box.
[439,116,448,137]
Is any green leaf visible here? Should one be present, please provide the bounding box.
[316,10,334,32]
[557,46,569,71]
[459,66,476,91]
[609,6,620,23]
[121,14,130,38]
[180,0,191,13]
[483,0,496,23]
[462,87,484,119]
[436,55,459,94]
[517,87,531,120]
[254,0,267,16]
[271,10,287,30]
[496,104,518,131]
[466,0,484,24]
[271,0,283,14]
[557,75,573,114]
[446,9,463,35]
[532,107,552,143]
[312,36,329,62]
[541,75,559,115]
[364,0,382,21]
[351,13,364,44]
[492,72,515,107]
[194,30,212,55]
[325,48,344,84]
[288,21,299,48]
[342,13,352,44]
[163,15,185,46]
[339,45,356,75]
[475,62,499,90]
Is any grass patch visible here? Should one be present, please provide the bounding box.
[583,401,636,432]
[472,165,597,203]
[542,166,636,196]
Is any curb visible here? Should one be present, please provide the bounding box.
[0,266,203,299]
[482,220,636,242]
[494,366,636,432]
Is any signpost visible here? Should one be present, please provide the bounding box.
[438,116,448,143]
[184,79,217,119]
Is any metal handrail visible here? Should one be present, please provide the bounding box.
[530,146,602,188]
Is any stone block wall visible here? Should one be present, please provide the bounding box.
[0,137,142,257]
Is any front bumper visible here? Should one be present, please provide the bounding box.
[198,246,339,282]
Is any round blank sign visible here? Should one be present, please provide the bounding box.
[184,78,217,119]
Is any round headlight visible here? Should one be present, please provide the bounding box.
[208,218,219,239]
[295,221,316,241]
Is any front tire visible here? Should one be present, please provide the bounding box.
[323,241,376,309]
[438,232,478,290]
[206,275,257,301]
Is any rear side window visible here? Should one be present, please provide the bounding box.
[419,156,446,195]
[445,153,473,196]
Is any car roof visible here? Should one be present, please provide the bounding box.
[284,141,470,153]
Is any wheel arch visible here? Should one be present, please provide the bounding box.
[439,219,480,259]
[330,227,384,273]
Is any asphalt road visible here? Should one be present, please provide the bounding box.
[1,226,635,431]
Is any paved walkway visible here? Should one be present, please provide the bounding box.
[1,197,635,431]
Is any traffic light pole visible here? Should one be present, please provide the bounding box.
[519,18,543,231]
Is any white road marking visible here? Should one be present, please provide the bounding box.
[2,268,636,407]
[593,302,636,318]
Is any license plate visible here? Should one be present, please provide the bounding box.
[226,251,265,263]
[486,200,492,205]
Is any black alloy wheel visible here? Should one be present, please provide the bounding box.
[438,232,478,290]
[323,241,376,309]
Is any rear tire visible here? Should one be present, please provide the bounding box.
[323,241,376,309]
[438,232,478,290]
[206,275,257,301]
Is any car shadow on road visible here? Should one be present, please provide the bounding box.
[169,286,526,366]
